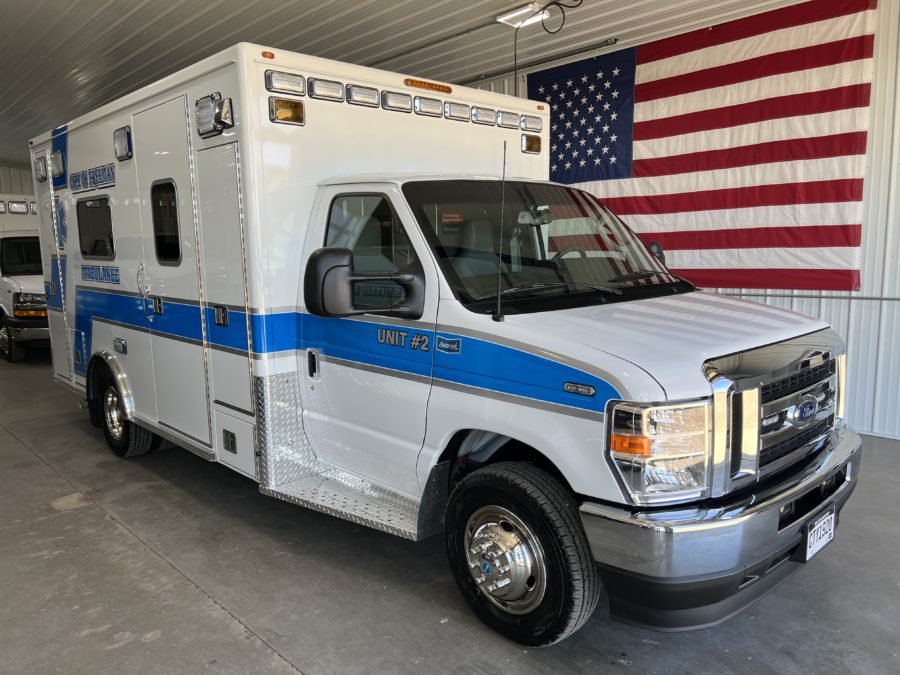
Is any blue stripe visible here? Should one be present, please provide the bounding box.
[73,287,620,412]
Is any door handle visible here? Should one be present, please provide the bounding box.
[136,263,152,321]
[307,350,318,378]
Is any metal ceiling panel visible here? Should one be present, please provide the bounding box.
[0,0,802,166]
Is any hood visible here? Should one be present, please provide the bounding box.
[5,275,45,296]
[504,291,828,400]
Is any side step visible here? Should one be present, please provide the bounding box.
[260,467,420,540]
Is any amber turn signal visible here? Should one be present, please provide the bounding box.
[610,433,652,457]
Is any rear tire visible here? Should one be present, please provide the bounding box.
[444,462,601,646]
[100,375,153,458]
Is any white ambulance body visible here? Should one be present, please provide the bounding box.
[30,43,861,645]
[0,194,47,360]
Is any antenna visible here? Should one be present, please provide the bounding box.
[493,141,508,322]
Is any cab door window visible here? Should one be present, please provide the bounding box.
[325,194,416,309]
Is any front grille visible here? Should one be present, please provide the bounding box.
[760,361,832,403]
[759,416,833,467]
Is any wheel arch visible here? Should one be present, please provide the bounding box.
[86,350,135,422]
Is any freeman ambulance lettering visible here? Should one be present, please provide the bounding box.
[70,163,116,192]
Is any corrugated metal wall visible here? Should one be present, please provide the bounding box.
[0,166,32,194]
[477,0,900,439]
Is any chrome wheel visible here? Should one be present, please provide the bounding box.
[464,505,547,615]
[103,386,125,442]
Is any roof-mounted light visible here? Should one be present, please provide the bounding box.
[269,97,305,126]
[382,91,412,113]
[266,70,305,96]
[346,84,379,107]
[520,114,542,132]
[8,201,28,214]
[496,111,520,129]
[403,78,452,94]
[444,102,470,122]
[471,106,496,125]
[308,78,344,101]
[414,96,443,117]
[50,150,65,178]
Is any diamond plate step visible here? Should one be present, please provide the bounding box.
[260,467,420,539]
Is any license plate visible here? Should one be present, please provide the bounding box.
[805,504,836,561]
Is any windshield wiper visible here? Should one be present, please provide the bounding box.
[476,281,622,302]
[607,269,661,283]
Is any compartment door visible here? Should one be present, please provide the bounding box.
[133,97,212,446]
[196,143,253,419]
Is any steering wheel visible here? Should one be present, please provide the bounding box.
[554,245,587,260]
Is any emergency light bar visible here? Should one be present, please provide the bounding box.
[382,91,413,113]
[414,96,442,117]
[346,84,379,107]
[471,107,496,125]
[308,78,344,101]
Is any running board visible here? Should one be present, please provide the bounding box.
[260,468,420,539]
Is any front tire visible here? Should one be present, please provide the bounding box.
[0,322,26,363]
[100,376,153,458]
[445,462,601,646]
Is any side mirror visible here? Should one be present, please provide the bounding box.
[304,247,425,319]
[648,241,666,266]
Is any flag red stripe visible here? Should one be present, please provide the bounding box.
[633,224,862,250]
[601,178,863,215]
[670,267,861,290]
[636,0,876,65]
[635,35,874,104]
[632,132,868,177]
[633,83,871,141]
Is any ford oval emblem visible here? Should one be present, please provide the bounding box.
[792,394,819,427]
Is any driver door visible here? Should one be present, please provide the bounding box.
[299,185,439,497]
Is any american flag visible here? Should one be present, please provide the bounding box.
[527,0,876,291]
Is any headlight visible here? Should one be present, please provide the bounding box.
[16,293,47,306]
[13,293,47,318]
[608,400,711,505]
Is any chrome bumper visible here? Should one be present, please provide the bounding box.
[580,424,861,629]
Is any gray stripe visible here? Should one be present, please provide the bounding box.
[320,354,432,385]
[210,342,250,357]
[92,316,202,347]
[93,316,150,334]
[435,323,635,396]
[157,420,213,450]
[432,378,605,422]
[213,399,255,417]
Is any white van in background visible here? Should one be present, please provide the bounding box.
[0,194,47,361]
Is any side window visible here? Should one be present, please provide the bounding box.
[77,197,115,259]
[325,194,416,309]
[151,181,181,264]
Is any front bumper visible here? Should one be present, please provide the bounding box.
[5,314,49,342]
[580,424,861,631]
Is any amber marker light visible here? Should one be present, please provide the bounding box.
[610,434,652,457]
[403,78,452,94]
[268,97,305,126]
[261,51,275,59]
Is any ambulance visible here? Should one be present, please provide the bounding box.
[0,194,46,361]
[30,43,860,645]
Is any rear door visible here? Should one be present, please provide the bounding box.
[133,97,212,446]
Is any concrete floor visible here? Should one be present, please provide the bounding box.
[1,348,898,675]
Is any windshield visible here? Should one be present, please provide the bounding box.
[0,236,42,276]
[402,180,690,314]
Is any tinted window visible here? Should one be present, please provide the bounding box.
[77,198,115,259]
[325,194,416,309]
[0,237,42,276]
[151,181,180,264]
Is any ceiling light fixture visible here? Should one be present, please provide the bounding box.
[496,3,548,28]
